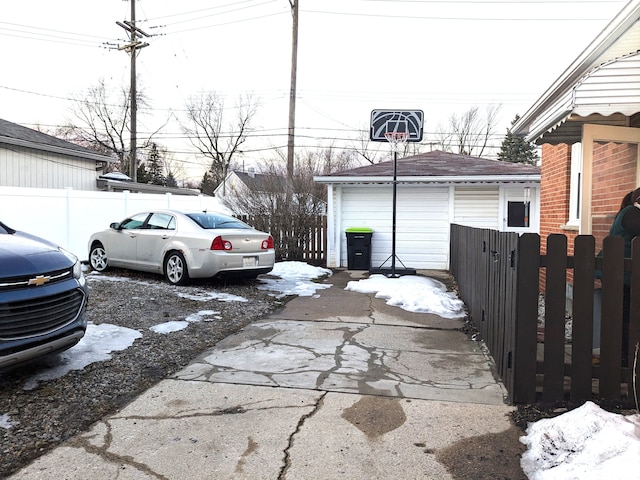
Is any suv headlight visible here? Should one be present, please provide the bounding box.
[60,248,84,280]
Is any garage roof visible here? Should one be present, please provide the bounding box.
[314,150,540,184]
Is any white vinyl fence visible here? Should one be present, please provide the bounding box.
[0,186,230,262]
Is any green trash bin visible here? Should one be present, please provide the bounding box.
[345,227,373,270]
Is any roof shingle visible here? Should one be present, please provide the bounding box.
[329,150,540,177]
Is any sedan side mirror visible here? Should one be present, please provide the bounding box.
[110,222,121,230]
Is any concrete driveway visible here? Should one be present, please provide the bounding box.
[10,270,516,480]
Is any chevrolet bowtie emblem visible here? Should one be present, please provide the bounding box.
[28,275,51,286]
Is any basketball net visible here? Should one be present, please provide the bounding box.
[384,131,408,153]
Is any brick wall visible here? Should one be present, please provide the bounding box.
[591,142,639,252]
[539,144,577,290]
[538,142,638,291]
[539,144,574,246]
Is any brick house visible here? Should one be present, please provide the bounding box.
[512,0,640,294]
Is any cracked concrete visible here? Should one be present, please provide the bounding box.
[9,270,515,480]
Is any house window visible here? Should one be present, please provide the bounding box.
[503,186,533,231]
[507,201,529,227]
[568,142,582,225]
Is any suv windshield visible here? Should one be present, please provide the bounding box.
[0,222,15,235]
[186,213,250,230]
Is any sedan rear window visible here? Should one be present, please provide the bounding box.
[186,213,250,230]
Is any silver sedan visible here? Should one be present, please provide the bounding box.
[88,210,275,285]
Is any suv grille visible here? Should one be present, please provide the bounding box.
[0,289,86,340]
[0,268,72,291]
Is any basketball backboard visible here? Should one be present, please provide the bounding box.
[370,109,424,142]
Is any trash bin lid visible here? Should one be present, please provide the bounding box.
[345,227,373,233]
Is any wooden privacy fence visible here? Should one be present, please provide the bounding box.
[237,214,327,266]
[450,224,640,405]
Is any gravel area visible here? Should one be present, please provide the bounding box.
[0,268,283,478]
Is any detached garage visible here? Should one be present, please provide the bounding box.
[314,150,541,270]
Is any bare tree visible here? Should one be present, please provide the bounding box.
[435,104,502,157]
[351,123,424,164]
[181,92,259,195]
[59,78,153,176]
[351,124,385,165]
[221,148,350,261]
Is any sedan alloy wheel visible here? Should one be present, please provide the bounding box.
[164,251,189,286]
[89,244,109,272]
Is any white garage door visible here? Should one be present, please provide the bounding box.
[340,185,450,269]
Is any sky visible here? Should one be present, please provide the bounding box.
[0,261,638,477]
[0,0,629,183]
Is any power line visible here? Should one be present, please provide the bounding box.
[302,9,617,21]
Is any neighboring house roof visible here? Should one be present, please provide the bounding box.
[314,150,540,184]
[0,118,114,163]
[512,0,640,144]
[215,170,288,196]
[96,176,203,196]
[233,170,287,192]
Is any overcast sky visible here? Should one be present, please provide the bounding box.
[0,0,627,181]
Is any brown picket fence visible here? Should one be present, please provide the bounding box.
[450,224,640,405]
[236,214,327,266]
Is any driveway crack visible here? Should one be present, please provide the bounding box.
[277,391,327,480]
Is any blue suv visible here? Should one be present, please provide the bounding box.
[0,221,88,369]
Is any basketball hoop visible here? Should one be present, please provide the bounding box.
[384,131,408,152]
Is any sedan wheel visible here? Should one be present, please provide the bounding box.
[89,243,109,272]
[164,252,189,286]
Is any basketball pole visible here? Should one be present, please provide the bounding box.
[391,147,398,277]
[369,110,422,277]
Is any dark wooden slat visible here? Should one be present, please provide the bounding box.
[571,235,595,401]
[600,236,624,398]
[513,233,540,404]
[631,238,640,402]
[543,234,568,401]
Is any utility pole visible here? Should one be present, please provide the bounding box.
[117,0,149,183]
[286,0,299,197]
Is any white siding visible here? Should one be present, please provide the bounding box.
[340,185,450,270]
[0,146,100,191]
[573,53,640,117]
[453,187,500,230]
[324,183,540,271]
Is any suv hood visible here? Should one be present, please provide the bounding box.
[0,232,73,277]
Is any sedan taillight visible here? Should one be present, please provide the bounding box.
[211,236,232,251]
[262,236,274,250]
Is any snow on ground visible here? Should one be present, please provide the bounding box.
[0,413,18,429]
[3,262,639,479]
[520,401,640,479]
[22,322,142,391]
[150,310,222,334]
[345,274,466,318]
[257,261,333,298]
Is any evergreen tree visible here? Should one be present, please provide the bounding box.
[497,116,539,165]
[165,171,178,188]
[147,143,166,185]
[136,162,151,184]
[200,169,217,195]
